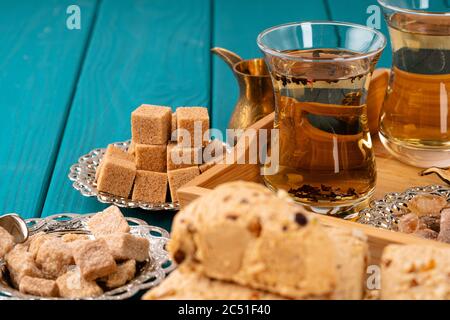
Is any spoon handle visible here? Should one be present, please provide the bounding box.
[419,167,450,186]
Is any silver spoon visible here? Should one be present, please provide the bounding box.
[0,214,29,244]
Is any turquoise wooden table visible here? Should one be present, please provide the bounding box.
[0,0,392,231]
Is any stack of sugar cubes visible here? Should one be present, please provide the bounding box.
[96,104,212,203]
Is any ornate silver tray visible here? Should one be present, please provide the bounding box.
[357,185,450,230]
[0,213,174,300]
[69,140,179,211]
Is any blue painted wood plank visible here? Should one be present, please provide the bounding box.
[0,0,97,218]
[325,0,392,67]
[211,0,330,133]
[41,0,211,229]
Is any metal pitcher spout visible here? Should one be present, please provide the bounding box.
[211,47,275,130]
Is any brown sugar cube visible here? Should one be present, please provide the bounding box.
[36,238,74,278]
[176,107,210,147]
[171,111,177,141]
[28,233,57,258]
[132,171,167,203]
[168,167,200,202]
[87,205,130,237]
[408,194,448,216]
[61,233,90,243]
[100,233,150,262]
[135,143,167,172]
[96,145,134,181]
[19,276,59,297]
[103,260,136,289]
[131,104,172,145]
[97,157,136,198]
[72,239,117,281]
[104,144,134,162]
[0,226,14,259]
[56,268,103,298]
[95,164,102,181]
[203,139,227,163]
[128,140,136,156]
[167,142,202,170]
[5,247,43,287]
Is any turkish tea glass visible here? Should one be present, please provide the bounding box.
[257,22,386,215]
[378,0,450,167]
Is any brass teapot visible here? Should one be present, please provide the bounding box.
[212,47,275,129]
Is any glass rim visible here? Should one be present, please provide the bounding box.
[257,21,387,63]
[377,0,450,16]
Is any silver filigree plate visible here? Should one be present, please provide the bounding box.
[357,185,450,230]
[68,140,179,211]
[0,213,174,300]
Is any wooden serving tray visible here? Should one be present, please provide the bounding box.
[178,102,449,266]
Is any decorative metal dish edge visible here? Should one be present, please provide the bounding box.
[68,140,180,211]
[357,185,450,230]
[0,213,175,300]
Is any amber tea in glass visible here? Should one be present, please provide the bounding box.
[379,0,450,167]
[258,22,386,214]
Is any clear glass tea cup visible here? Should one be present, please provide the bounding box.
[257,21,386,215]
[378,0,450,167]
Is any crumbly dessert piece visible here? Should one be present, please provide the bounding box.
[100,233,149,262]
[0,226,14,259]
[19,276,59,297]
[61,233,90,243]
[131,104,172,145]
[326,227,369,300]
[167,167,200,202]
[56,268,103,298]
[35,238,74,278]
[143,268,285,300]
[176,107,209,147]
[408,194,448,216]
[134,144,167,172]
[169,181,338,299]
[103,260,136,289]
[131,171,167,203]
[167,142,202,170]
[381,245,450,300]
[72,239,117,281]
[87,205,130,237]
[438,207,450,243]
[96,157,136,198]
[5,246,43,287]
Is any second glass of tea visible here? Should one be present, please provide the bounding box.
[378,0,450,168]
[257,22,386,215]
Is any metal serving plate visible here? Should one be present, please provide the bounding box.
[0,213,174,300]
[68,140,179,211]
[357,185,450,230]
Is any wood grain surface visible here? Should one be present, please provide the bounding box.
[0,0,97,218]
[40,0,211,230]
